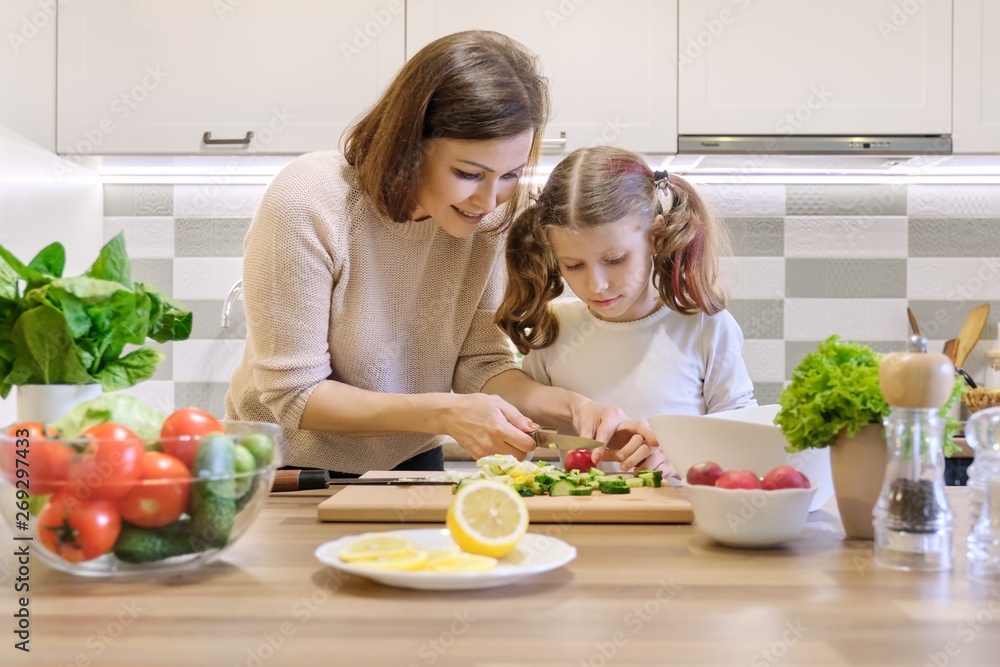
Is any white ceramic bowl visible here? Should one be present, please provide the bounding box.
[682,482,819,548]
[648,407,833,512]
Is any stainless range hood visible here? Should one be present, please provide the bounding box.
[678,135,952,155]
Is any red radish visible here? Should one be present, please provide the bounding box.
[715,470,763,490]
[563,449,594,473]
[762,465,811,490]
[686,461,724,486]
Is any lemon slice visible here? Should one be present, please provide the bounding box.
[425,547,463,568]
[446,480,529,558]
[353,549,429,571]
[427,553,498,573]
[338,533,416,562]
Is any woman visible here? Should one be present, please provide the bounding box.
[226,31,657,475]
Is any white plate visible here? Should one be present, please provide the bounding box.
[314,529,576,591]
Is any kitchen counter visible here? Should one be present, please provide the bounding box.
[3,487,998,667]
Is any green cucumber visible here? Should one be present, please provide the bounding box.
[589,468,606,477]
[549,479,576,497]
[638,470,663,488]
[114,522,205,563]
[189,433,237,549]
[625,477,646,489]
[568,487,593,496]
[599,480,630,494]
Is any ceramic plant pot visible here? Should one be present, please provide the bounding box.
[16,383,103,425]
[830,423,888,540]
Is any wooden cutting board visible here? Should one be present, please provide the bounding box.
[316,471,693,524]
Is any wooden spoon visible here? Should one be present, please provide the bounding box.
[954,304,991,368]
[943,339,958,363]
[907,307,922,337]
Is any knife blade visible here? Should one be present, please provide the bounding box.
[271,469,452,492]
[531,428,604,451]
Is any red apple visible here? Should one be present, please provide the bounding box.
[686,461,724,486]
[761,465,811,490]
[563,449,594,473]
[715,470,763,490]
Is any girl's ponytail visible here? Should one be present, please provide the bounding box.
[650,175,729,316]
[495,204,564,354]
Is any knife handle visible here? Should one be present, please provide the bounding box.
[271,469,329,492]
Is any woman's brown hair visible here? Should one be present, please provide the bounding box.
[497,146,729,354]
[342,30,549,228]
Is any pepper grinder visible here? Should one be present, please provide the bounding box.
[873,336,955,571]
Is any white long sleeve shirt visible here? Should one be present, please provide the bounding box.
[522,300,757,422]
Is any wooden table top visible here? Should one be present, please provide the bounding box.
[3,487,998,667]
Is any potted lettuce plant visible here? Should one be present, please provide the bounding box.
[0,232,191,422]
[775,335,964,538]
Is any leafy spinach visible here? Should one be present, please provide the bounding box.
[0,232,192,397]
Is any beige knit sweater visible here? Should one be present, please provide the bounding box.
[225,151,520,473]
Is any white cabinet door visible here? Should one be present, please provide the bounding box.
[57,0,405,155]
[954,0,1000,152]
[407,0,677,153]
[678,0,952,135]
[0,0,57,151]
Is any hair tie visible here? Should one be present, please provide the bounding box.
[652,169,673,213]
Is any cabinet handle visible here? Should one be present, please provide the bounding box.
[202,131,254,145]
[541,132,567,153]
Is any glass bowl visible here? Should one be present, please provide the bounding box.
[0,420,281,577]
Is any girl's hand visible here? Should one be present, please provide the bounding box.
[570,400,671,473]
[605,431,675,474]
[439,394,538,460]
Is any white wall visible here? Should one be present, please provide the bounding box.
[0,125,103,424]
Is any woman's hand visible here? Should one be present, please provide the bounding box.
[438,393,538,460]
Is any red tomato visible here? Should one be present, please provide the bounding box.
[37,495,121,563]
[2,422,70,494]
[118,452,191,527]
[160,407,224,470]
[67,423,145,501]
[563,449,594,473]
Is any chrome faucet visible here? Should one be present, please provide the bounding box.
[221,279,243,328]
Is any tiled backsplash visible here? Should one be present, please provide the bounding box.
[105,181,1000,418]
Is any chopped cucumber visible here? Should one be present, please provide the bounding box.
[598,480,629,494]
[625,477,646,489]
[569,487,593,496]
[638,470,663,488]
[549,479,576,497]
[590,468,605,477]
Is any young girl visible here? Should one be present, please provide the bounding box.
[497,146,756,471]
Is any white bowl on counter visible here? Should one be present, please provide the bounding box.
[649,406,833,512]
[682,482,819,548]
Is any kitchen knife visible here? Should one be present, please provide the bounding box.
[271,469,452,492]
[531,428,604,451]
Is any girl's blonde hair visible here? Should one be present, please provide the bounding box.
[497,145,728,354]
[342,30,549,229]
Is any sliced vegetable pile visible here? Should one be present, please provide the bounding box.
[2,396,275,565]
[449,455,662,497]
